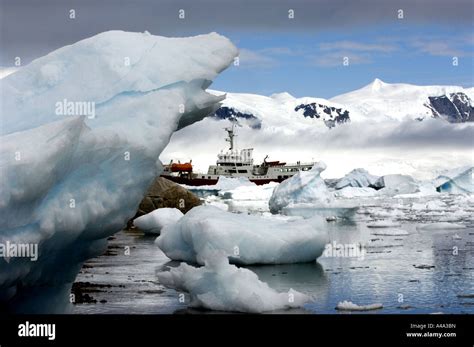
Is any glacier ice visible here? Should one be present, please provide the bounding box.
[434,166,473,194]
[155,205,329,265]
[269,162,334,213]
[335,168,379,190]
[134,208,184,235]
[157,252,309,313]
[0,30,237,312]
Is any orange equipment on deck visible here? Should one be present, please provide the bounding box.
[170,162,193,172]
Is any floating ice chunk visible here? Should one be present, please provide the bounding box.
[157,252,309,313]
[434,166,473,194]
[370,228,409,236]
[417,222,466,231]
[367,220,401,228]
[134,208,183,235]
[336,300,383,311]
[335,168,379,189]
[156,205,328,265]
[371,174,419,195]
[269,162,334,213]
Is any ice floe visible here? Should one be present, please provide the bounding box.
[336,300,383,311]
[157,252,309,313]
[156,205,328,265]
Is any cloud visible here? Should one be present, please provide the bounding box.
[1,0,473,66]
[411,40,466,57]
[238,49,279,68]
[320,41,398,53]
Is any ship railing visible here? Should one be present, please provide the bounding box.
[283,161,316,167]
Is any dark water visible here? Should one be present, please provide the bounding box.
[73,221,474,314]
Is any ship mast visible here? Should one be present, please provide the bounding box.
[224,123,236,151]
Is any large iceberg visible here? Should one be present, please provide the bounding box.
[155,205,328,265]
[269,162,334,213]
[157,252,309,313]
[0,31,238,312]
[335,168,379,190]
[434,166,473,194]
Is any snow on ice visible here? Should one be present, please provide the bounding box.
[155,205,329,265]
[0,30,238,312]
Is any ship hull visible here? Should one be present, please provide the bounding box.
[161,174,284,186]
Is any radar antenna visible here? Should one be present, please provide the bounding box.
[224,122,237,151]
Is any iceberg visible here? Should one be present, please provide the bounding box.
[133,208,183,235]
[0,30,237,312]
[269,162,334,213]
[335,168,379,190]
[370,174,419,195]
[434,166,473,194]
[155,205,329,265]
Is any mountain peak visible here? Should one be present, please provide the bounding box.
[369,78,386,91]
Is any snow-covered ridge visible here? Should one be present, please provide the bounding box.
[331,78,474,123]
[207,89,351,130]
[0,30,237,312]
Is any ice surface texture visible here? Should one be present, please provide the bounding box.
[156,205,328,265]
[0,31,237,312]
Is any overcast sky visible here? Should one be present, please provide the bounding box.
[1,0,473,97]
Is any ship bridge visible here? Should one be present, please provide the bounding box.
[217,148,254,166]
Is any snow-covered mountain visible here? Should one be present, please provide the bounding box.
[331,78,474,123]
[208,90,351,130]
[205,79,473,130]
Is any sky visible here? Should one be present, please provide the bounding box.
[1,0,473,98]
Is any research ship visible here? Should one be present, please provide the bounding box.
[161,124,315,186]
